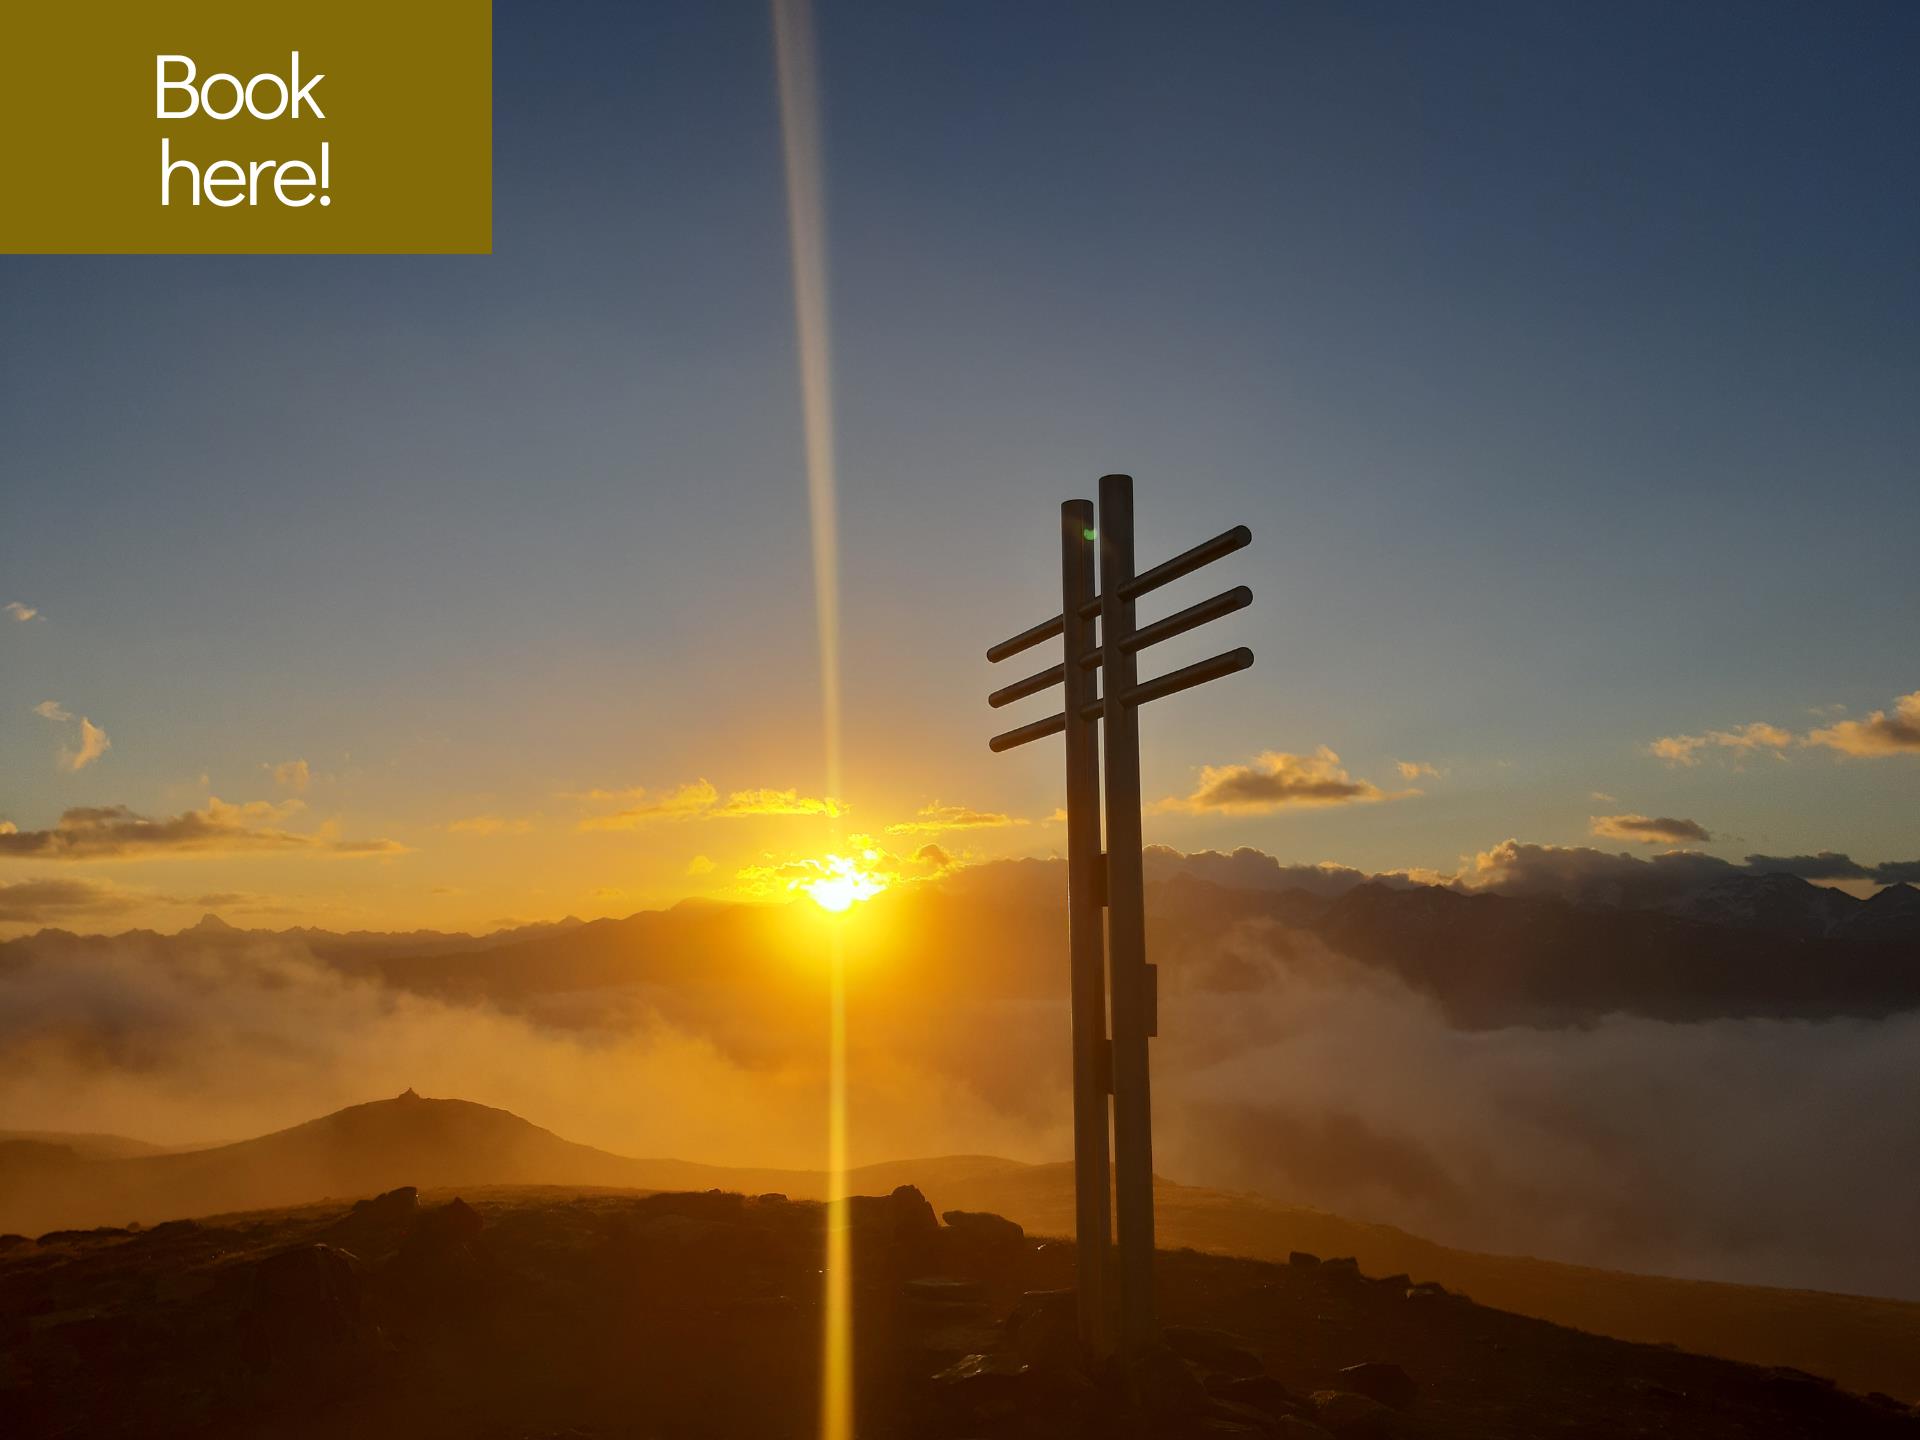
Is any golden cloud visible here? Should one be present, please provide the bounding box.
[0,799,405,861]
[1589,813,1712,846]
[886,802,1026,835]
[577,779,842,831]
[1165,746,1388,814]
[1650,721,1794,766]
[272,759,312,793]
[1807,690,1920,758]
[730,835,958,901]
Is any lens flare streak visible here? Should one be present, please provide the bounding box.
[772,1,852,1435]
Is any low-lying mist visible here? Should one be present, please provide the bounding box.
[3,907,1916,1301]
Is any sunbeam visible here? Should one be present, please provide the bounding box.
[771,0,852,1435]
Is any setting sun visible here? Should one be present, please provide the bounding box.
[796,852,889,912]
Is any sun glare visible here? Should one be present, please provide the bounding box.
[798,853,889,913]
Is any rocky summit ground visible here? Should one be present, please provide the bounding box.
[2,1184,1915,1439]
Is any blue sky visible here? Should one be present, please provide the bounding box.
[3,1,1917,929]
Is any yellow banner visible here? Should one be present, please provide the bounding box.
[1,0,491,254]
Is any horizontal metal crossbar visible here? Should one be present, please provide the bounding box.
[1077,585,1251,672]
[988,646,1255,749]
[988,710,1068,753]
[988,584,1252,707]
[985,524,1251,663]
[1077,647,1255,722]
[988,662,1065,710]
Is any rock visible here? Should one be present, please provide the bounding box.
[419,1195,484,1243]
[1208,1372,1308,1418]
[1311,1389,1398,1437]
[1319,1257,1361,1281]
[1212,1396,1291,1429]
[1335,1361,1416,1410]
[1164,1323,1264,1377]
[1003,1288,1082,1372]
[904,1275,985,1304]
[933,1351,1032,1423]
[940,1209,1025,1250]
[848,1185,940,1252]
[1403,1281,1448,1301]
[1288,1250,1321,1267]
[386,1197,494,1313]
[353,1185,420,1222]
[1114,1342,1211,1423]
[35,1226,132,1246]
[246,1243,371,1374]
[1372,1273,1410,1291]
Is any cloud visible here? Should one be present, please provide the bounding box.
[1166,746,1389,814]
[577,780,720,830]
[62,718,111,772]
[886,802,1027,834]
[1464,839,1918,903]
[1144,844,1380,898]
[1806,690,1920,757]
[1395,760,1440,781]
[4,601,39,622]
[447,814,533,836]
[1153,934,1920,1300]
[1589,813,1712,845]
[577,780,843,830]
[33,701,110,771]
[1741,852,1920,886]
[1742,851,1871,881]
[685,854,715,876]
[0,878,146,924]
[730,835,957,901]
[271,759,311,794]
[1461,840,1736,907]
[0,878,284,927]
[1649,721,1793,766]
[713,787,843,819]
[0,799,405,861]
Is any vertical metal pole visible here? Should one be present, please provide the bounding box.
[1098,472,1156,1348]
[1059,499,1112,1353]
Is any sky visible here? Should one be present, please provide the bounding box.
[3,0,1918,934]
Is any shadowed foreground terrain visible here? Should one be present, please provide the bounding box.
[4,1183,1917,1439]
[7,1094,1920,1403]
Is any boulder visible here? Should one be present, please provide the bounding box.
[1310,1389,1398,1437]
[245,1243,372,1375]
[1335,1361,1416,1410]
[351,1186,420,1223]
[1003,1288,1082,1372]
[1113,1342,1210,1424]
[940,1209,1025,1251]
[848,1185,940,1251]
[1208,1372,1309,1418]
[1164,1323,1264,1377]
[1288,1250,1321,1268]
[933,1351,1032,1423]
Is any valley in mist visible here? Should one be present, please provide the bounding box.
[4,846,1918,1302]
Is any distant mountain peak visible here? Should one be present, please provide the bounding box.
[397,1087,420,1101]
[188,914,235,933]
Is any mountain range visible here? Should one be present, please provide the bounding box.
[6,864,1917,1030]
